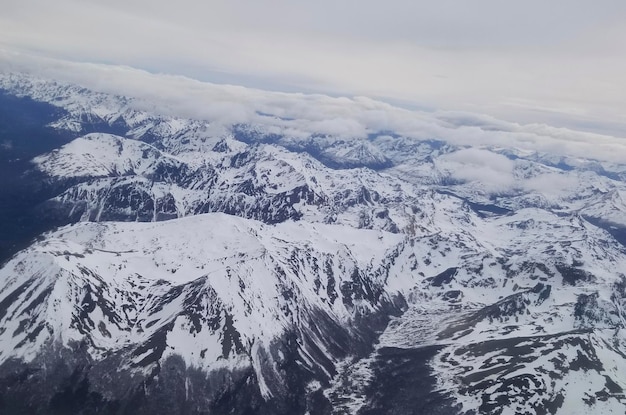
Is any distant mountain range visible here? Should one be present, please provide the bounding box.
[1,70,626,414]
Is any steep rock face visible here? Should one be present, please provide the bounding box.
[1,72,626,414]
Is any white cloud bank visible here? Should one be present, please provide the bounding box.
[1,0,625,135]
[1,51,625,169]
[436,149,516,193]
[435,148,590,196]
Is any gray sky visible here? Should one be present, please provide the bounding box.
[1,0,625,136]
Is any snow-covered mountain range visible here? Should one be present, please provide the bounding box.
[1,70,626,414]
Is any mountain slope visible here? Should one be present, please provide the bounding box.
[0,214,405,413]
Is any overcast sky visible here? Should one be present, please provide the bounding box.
[1,0,625,136]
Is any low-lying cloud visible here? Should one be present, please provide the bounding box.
[1,1,625,135]
[1,52,626,170]
[436,148,516,193]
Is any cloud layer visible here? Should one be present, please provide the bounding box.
[1,1,625,135]
[2,52,625,170]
